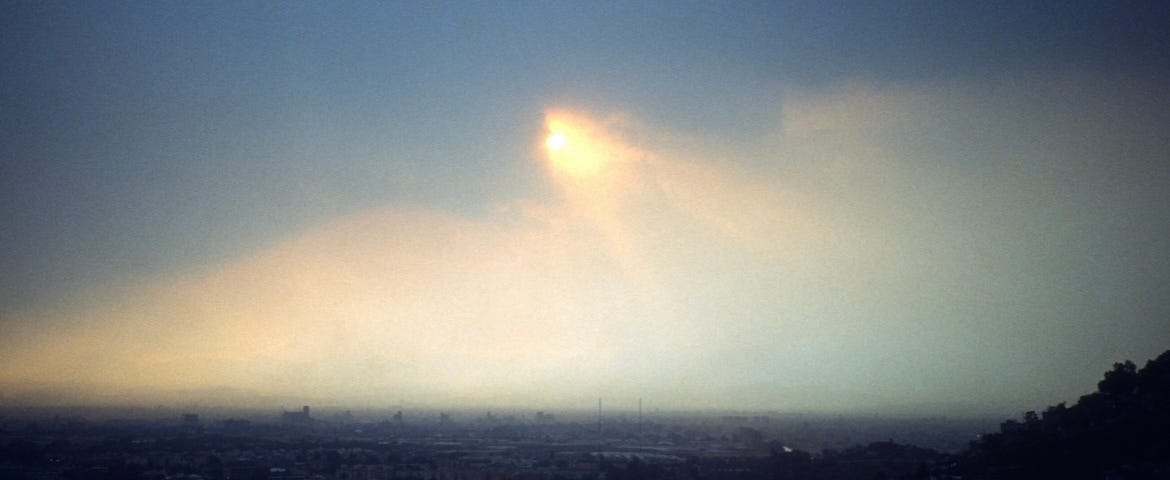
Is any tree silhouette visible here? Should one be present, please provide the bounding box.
[1097,360,1138,395]
[957,349,1170,479]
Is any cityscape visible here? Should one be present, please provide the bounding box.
[4,1,1170,479]
[4,349,1170,479]
[0,404,997,480]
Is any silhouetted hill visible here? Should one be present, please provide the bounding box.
[956,349,1170,479]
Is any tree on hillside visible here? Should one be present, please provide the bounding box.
[1098,360,1138,395]
[956,349,1170,479]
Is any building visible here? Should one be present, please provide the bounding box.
[282,406,313,424]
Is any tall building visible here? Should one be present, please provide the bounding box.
[282,405,313,424]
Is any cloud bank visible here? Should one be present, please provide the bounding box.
[3,73,1168,414]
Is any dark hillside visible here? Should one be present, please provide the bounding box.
[956,350,1170,479]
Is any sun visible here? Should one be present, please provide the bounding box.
[546,132,567,152]
[545,131,602,178]
[542,110,614,179]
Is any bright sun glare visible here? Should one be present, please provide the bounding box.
[546,130,600,178]
[546,132,567,152]
[543,111,616,179]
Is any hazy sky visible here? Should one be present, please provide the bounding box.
[2,1,1169,414]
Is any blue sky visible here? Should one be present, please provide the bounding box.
[2,1,1169,413]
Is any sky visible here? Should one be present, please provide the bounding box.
[2,1,1169,415]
